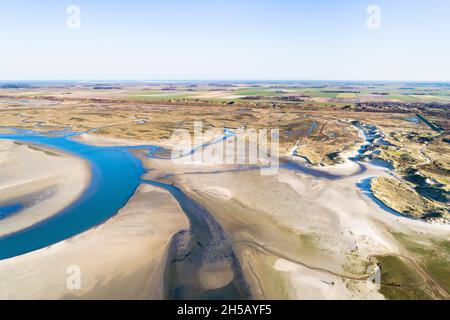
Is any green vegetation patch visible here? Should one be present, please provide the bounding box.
[376,255,433,300]
[386,95,416,101]
[422,240,450,293]
[308,91,339,98]
[370,176,442,218]
[132,93,195,101]
[234,88,282,97]
[392,233,450,295]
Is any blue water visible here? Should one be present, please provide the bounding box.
[404,116,420,124]
[0,127,236,260]
[0,204,24,220]
[356,177,403,218]
[306,121,318,136]
[369,158,394,170]
[0,128,252,300]
[0,124,405,260]
[0,131,148,260]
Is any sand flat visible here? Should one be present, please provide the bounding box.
[0,184,189,299]
[139,136,450,299]
[0,140,90,237]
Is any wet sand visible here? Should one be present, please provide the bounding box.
[2,130,448,300]
[0,140,90,237]
[138,139,450,300]
[0,184,189,299]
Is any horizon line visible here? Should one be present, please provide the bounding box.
[1,79,450,84]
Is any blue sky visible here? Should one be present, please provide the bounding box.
[0,0,449,81]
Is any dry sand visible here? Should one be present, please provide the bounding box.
[2,130,448,300]
[0,184,189,299]
[73,132,156,147]
[0,140,90,237]
[138,138,450,300]
[273,259,384,300]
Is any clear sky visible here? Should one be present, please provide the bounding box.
[0,0,449,81]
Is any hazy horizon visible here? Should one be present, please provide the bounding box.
[1,79,450,84]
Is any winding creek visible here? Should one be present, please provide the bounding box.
[0,128,250,299]
[0,131,145,259]
[0,122,434,299]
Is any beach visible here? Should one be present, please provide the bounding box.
[0,121,448,300]
[137,138,450,299]
[0,184,189,299]
[0,140,90,237]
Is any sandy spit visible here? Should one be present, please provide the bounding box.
[0,140,91,237]
[0,184,189,299]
